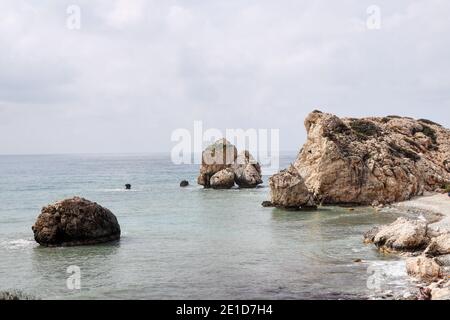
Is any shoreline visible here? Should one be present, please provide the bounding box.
[374,193,450,300]
[393,193,450,231]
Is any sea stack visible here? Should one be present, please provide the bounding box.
[32,197,121,246]
[197,139,263,189]
[268,110,450,207]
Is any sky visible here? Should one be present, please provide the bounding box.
[1,0,450,154]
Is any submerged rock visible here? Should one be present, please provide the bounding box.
[32,197,121,246]
[268,111,450,206]
[180,180,189,187]
[364,217,429,252]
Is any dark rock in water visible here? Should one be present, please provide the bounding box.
[0,290,36,300]
[180,180,189,187]
[261,201,273,207]
[125,184,131,190]
[353,259,362,263]
[32,197,121,246]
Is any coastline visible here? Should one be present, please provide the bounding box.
[393,193,450,231]
[375,193,450,300]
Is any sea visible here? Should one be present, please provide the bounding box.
[0,153,416,299]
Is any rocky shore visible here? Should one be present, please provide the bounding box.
[365,194,450,300]
[267,111,450,209]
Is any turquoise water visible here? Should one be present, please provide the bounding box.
[0,154,413,299]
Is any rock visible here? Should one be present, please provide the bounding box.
[261,201,273,207]
[418,287,432,300]
[197,140,263,189]
[363,226,380,244]
[424,233,450,257]
[210,168,235,189]
[233,151,263,188]
[431,285,450,300]
[0,290,36,300]
[197,139,237,188]
[268,166,316,209]
[406,256,442,281]
[180,180,189,187]
[366,217,429,252]
[32,197,121,246]
[125,184,131,190]
[353,259,362,263]
[268,111,450,205]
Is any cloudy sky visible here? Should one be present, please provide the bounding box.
[1,0,449,154]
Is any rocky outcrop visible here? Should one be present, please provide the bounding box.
[269,111,450,206]
[233,151,263,188]
[268,166,316,209]
[364,217,429,252]
[406,256,442,282]
[197,139,263,189]
[32,197,121,246]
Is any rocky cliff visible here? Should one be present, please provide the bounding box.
[269,111,450,208]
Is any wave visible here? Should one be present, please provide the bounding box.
[0,238,37,250]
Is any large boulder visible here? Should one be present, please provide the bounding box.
[233,151,263,188]
[364,217,429,252]
[268,166,316,209]
[268,111,450,205]
[210,168,235,189]
[197,139,237,188]
[406,256,442,282]
[197,140,263,189]
[32,197,121,246]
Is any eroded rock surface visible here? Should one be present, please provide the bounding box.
[32,197,121,246]
[197,139,263,189]
[269,111,450,206]
[268,166,316,209]
[364,217,429,252]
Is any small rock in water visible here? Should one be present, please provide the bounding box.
[125,184,131,190]
[353,258,362,263]
[180,180,189,187]
[261,201,273,207]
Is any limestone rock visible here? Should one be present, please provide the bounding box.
[32,197,121,246]
[210,168,235,189]
[197,140,263,189]
[425,233,450,257]
[197,139,237,188]
[406,256,442,281]
[269,111,450,205]
[268,166,316,209]
[233,151,263,188]
[365,217,429,252]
